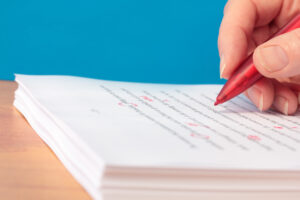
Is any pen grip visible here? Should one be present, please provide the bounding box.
[215,14,300,105]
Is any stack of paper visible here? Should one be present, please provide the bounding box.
[14,74,300,199]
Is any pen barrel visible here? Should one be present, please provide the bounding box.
[216,56,262,104]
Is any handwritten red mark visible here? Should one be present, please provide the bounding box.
[204,135,210,139]
[291,126,297,129]
[247,135,261,141]
[118,102,125,106]
[274,126,283,129]
[187,122,199,127]
[140,96,153,102]
[118,102,138,107]
[187,123,210,129]
[162,99,169,102]
[191,133,210,140]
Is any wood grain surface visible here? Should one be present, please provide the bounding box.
[0,81,91,200]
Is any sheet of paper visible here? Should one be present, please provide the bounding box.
[15,75,300,170]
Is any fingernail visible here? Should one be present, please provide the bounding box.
[274,96,289,115]
[258,45,289,72]
[247,87,263,111]
[220,54,226,79]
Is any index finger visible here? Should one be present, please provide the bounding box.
[218,0,282,79]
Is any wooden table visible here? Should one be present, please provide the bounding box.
[0,81,91,200]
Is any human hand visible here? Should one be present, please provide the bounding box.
[218,0,300,115]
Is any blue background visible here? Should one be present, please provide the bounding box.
[0,0,226,84]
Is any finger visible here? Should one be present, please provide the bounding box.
[253,29,300,79]
[218,0,282,79]
[273,1,300,28]
[247,25,276,56]
[280,80,300,105]
[277,76,300,84]
[280,79,300,91]
[252,26,276,47]
[272,82,298,115]
[244,78,274,111]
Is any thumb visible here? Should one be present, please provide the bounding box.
[253,29,300,79]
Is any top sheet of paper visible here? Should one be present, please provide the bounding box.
[15,75,300,170]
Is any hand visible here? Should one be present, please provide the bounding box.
[218,0,300,115]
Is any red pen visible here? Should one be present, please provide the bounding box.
[215,14,300,106]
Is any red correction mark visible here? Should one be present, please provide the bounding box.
[247,135,261,141]
[274,126,283,129]
[191,133,210,140]
[187,122,199,127]
[118,102,125,107]
[291,126,297,129]
[162,99,169,103]
[118,102,138,107]
[187,123,210,129]
[140,96,153,102]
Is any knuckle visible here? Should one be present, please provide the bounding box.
[223,1,230,15]
[223,0,236,15]
[289,29,300,54]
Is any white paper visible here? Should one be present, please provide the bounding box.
[14,75,300,170]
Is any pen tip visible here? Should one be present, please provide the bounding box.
[214,101,220,106]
